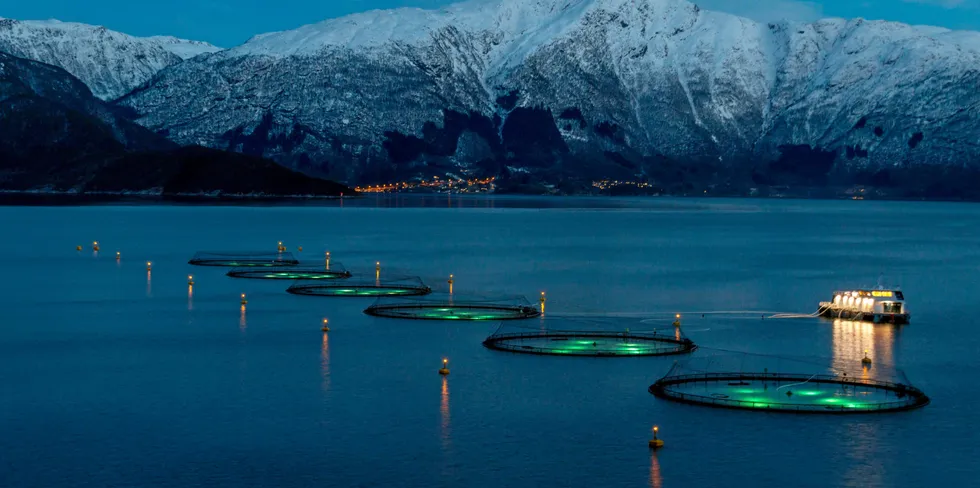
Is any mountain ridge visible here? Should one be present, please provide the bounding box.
[4,0,980,196]
[116,0,980,189]
[0,51,350,196]
[0,17,221,99]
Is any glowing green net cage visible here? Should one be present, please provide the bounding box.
[483,317,697,357]
[287,276,431,297]
[364,295,541,321]
[188,251,300,267]
[649,352,929,414]
[227,264,351,280]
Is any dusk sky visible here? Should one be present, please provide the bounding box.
[4,0,979,47]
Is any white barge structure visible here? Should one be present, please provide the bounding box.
[819,289,909,325]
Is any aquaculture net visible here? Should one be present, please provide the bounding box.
[649,352,929,413]
[483,316,696,357]
[364,294,540,321]
[286,276,431,297]
[188,251,300,267]
[227,263,351,280]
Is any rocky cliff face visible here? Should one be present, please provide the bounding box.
[102,0,980,187]
[0,17,220,100]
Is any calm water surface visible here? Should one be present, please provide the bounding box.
[1,196,977,487]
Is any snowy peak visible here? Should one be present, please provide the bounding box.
[118,0,980,188]
[232,0,695,57]
[0,17,221,99]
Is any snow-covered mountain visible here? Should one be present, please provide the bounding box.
[118,0,980,185]
[0,18,221,100]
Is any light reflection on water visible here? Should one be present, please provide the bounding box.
[0,198,977,487]
[320,332,330,393]
[649,452,662,488]
[832,319,898,371]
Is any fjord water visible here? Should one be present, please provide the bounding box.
[1,197,977,487]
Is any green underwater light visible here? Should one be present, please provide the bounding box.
[289,285,428,297]
[256,271,347,279]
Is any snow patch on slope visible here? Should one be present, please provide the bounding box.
[0,17,221,99]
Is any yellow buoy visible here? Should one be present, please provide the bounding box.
[298,246,303,252]
[321,318,330,332]
[375,261,381,280]
[539,291,546,314]
[92,241,100,252]
[187,275,194,286]
[146,261,152,271]
[277,241,286,252]
[448,274,454,294]
[438,358,450,375]
[649,426,664,449]
[325,251,331,270]
[240,293,248,305]
[672,314,681,327]
[115,251,121,260]
[862,350,872,365]
[76,245,82,251]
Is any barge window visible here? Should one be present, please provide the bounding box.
[883,302,902,314]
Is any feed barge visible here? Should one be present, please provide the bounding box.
[818,289,909,324]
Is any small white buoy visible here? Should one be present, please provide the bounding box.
[321,318,330,332]
[240,293,248,305]
[146,261,152,271]
[187,275,194,286]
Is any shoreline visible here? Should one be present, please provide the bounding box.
[1,189,978,207]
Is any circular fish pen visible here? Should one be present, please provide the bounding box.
[483,317,697,357]
[227,264,351,280]
[364,295,540,321]
[649,354,929,414]
[188,251,300,267]
[287,277,432,298]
